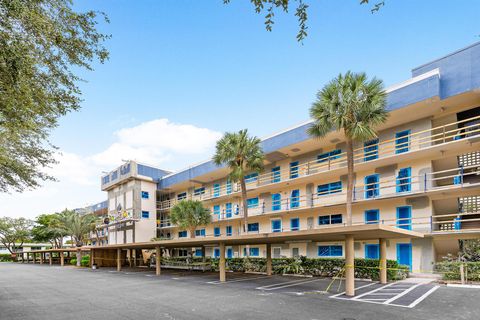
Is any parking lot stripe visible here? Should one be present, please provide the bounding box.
[255,278,312,289]
[207,275,270,284]
[383,283,422,304]
[351,282,397,300]
[257,278,324,291]
[407,285,440,308]
[330,282,377,298]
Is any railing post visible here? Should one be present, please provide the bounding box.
[424,172,427,191]
[353,186,356,201]
[328,157,331,170]
[262,201,265,214]
[430,216,433,232]
[460,164,464,187]
[306,162,310,176]
[286,198,289,210]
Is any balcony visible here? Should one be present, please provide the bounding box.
[157,114,480,211]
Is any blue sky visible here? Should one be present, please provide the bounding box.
[3,0,480,218]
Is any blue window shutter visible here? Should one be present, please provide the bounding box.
[395,130,411,154]
[397,206,412,230]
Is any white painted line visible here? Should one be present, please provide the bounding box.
[330,282,377,298]
[447,284,480,289]
[352,282,397,300]
[384,283,422,304]
[207,275,270,284]
[361,298,389,301]
[364,293,399,296]
[408,285,440,308]
[254,278,308,289]
[258,278,324,291]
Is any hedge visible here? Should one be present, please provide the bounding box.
[81,255,90,267]
[70,258,77,265]
[161,256,408,281]
[435,262,480,281]
[0,253,13,262]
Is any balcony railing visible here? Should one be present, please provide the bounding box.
[157,114,480,211]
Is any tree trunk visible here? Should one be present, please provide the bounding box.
[240,177,249,234]
[190,227,196,238]
[346,138,354,226]
[76,250,81,267]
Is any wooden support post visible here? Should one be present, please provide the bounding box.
[49,253,52,266]
[60,252,64,267]
[128,249,132,267]
[90,249,94,267]
[117,249,122,272]
[460,263,465,285]
[21,253,25,263]
[155,246,161,276]
[40,252,44,265]
[33,253,36,264]
[379,238,387,284]
[345,234,355,297]
[26,253,29,264]
[133,249,137,267]
[202,246,206,263]
[266,243,272,276]
[219,243,226,282]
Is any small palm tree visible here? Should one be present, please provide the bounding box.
[308,71,388,225]
[213,129,264,233]
[58,210,96,266]
[170,200,211,238]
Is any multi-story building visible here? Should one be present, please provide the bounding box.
[93,42,480,273]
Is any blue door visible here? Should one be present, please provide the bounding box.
[395,130,410,154]
[290,189,300,208]
[365,174,379,199]
[365,244,379,259]
[397,206,412,230]
[271,166,281,183]
[227,248,233,258]
[213,183,220,197]
[272,193,281,211]
[290,161,299,179]
[397,243,412,270]
[271,219,282,232]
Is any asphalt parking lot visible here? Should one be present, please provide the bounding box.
[1,263,479,320]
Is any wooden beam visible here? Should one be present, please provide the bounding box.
[266,243,272,276]
[117,249,121,272]
[219,243,226,282]
[345,234,355,297]
[379,238,387,284]
[155,246,161,276]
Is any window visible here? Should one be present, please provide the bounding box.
[227,248,233,258]
[364,139,379,161]
[178,249,188,257]
[195,229,206,237]
[195,249,203,257]
[178,231,187,238]
[214,248,220,258]
[226,225,232,236]
[365,244,379,259]
[213,205,220,215]
[318,245,343,257]
[226,179,232,194]
[247,197,259,208]
[272,193,281,211]
[396,167,411,193]
[395,130,410,154]
[290,189,300,208]
[290,161,299,179]
[292,248,300,257]
[177,192,187,200]
[245,173,258,183]
[317,181,342,196]
[111,170,118,180]
[397,206,412,230]
[102,175,110,185]
[290,218,300,231]
[318,214,343,225]
[225,203,232,218]
[194,187,205,196]
[271,219,282,232]
[364,174,379,199]
[247,223,259,232]
[249,247,260,257]
[317,149,342,163]
[213,183,220,197]
[214,227,221,237]
[271,166,281,183]
[141,211,149,219]
[141,191,149,199]
[365,209,379,224]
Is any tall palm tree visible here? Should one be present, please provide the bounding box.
[213,129,264,233]
[308,72,388,225]
[170,200,211,238]
[59,210,96,266]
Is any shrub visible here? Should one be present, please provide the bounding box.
[81,255,90,267]
[435,261,480,281]
[209,257,408,280]
[0,254,13,262]
[70,258,77,265]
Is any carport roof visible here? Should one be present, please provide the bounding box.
[86,224,424,250]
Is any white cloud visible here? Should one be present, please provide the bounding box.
[0,118,222,219]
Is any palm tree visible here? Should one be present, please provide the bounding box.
[58,210,96,266]
[308,71,388,225]
[170,200,211,238]
[213,129,264,233]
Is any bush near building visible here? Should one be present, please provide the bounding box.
[69,255,90,267]
[160,257,408,281]
[435,262,480,281]
[0,254,13,262]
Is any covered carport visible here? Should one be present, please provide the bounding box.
[17,248,91,266]
[87,224,423,296]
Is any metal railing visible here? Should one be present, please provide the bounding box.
[157,114,480,211]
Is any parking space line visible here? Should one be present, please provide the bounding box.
[255,278,311,289]
[257,278,324,291]
[351,282,397,300]
[407,285,440,308]
[383,283,422,304]
[330,282,377,298]
[207,275,270,284]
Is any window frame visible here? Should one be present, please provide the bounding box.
[395,130,411,154]
[364,174,380,199]
[364,209,380,224]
